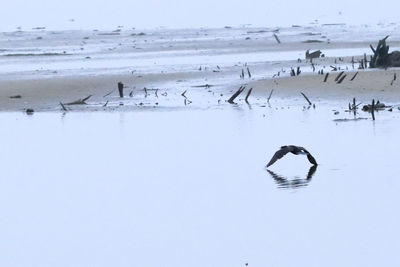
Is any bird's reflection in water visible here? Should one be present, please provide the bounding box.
[267,165,318,189]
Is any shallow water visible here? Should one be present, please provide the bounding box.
[1,102,399,267]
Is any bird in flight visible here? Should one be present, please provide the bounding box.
[266,145,318,167]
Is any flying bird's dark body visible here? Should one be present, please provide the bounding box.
[266,145,317,167]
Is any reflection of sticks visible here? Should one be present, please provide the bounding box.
[245,88,253,103]
[301,92,312,105]
[350,71,358,81]
[155,89,159,97]
[65,95,92,105]
[267,89,274,102]
[323,73,329,82]
[103,100,109,107]
[228,86,245,104]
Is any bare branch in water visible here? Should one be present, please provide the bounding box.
[301,92,312,105]
[245,88,253,103]
[65,95,92,105]
[267,89,274,102]
[228,86,245,104]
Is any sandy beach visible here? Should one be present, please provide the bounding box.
[0,68,398,111]
[0,24,400,111]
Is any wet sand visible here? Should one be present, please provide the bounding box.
[251,68,400,102]
[1,24,400,111]
[0,68,399,111]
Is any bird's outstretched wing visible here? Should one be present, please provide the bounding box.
[266,146,291,167]
[306,153,318,165]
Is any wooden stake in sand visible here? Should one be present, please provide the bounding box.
[273,33,281,44]
[371,99,375,121]
[301,92,312,105]
[247,67,252,78]
[228,86,245,104]
[391,73,397,85]
[118,82,124,98]
[267,89,274,102]
[60,102,68,111]
[350,72,358,81]
[337,74,347,84]
[334,71,345,82]
[323,73,329,82]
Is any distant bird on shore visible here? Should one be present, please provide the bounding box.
[266,145,318,167]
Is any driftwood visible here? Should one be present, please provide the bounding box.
[391,73,397,85]
[323,73,329,82]
[118,82,124,97]
[60,102,68,111]
[192,84,213,88]
[267,89,274,102]
[370,36,400,68]
[65,95,92,105]
[337,74,347,84]
[228,86,245,104]
[181,90,187,98]
[300,92,312,105]
[334,71,345,82]
[247,67,252,78]
[273,33,281,44]
[10,95,22,99]
[362,100,386,111]
[245,88,253,103]
[350,72,358,81]
[305,50,322,61]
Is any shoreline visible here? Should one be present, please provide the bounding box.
[0,68,399,112]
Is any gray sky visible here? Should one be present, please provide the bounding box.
[0,0,398,31]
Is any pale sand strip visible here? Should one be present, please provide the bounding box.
[250,69,400,103]
[0,69,399,111]
[0,72,200,111]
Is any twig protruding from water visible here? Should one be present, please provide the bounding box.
[301,92,312,105]
[245,88,253,103]
[118,82,124,98]
[228,86,245,104]
[273,33,281,44]
[267,89,274,102]
[371,99,375,120]
[60,102,68,111]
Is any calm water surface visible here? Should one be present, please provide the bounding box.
[0,103,399,266]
